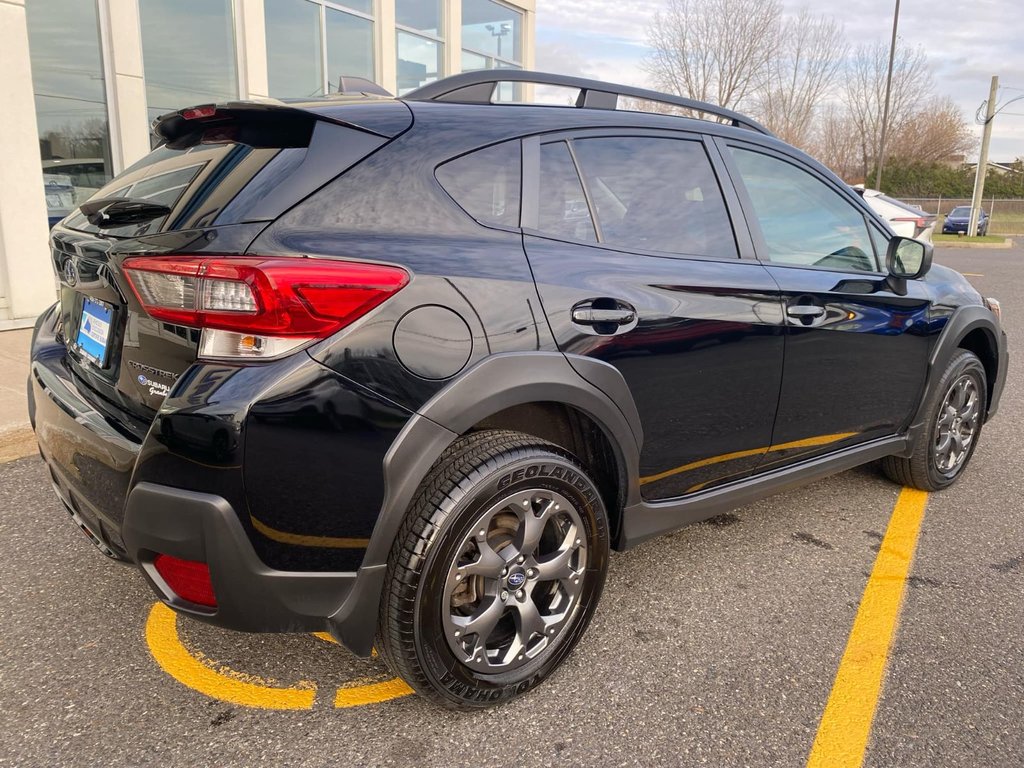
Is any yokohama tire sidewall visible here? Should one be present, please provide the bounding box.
[414,452,609,707]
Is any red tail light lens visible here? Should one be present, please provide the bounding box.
[154,554,217,608]
[122,256,409,338]
[892,216,927,230]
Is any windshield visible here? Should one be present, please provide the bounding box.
[950,206,971,217]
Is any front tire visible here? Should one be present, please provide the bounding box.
[882,349,986,491]
[376,429,610,709]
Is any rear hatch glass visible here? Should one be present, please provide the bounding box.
[51,102,407,431]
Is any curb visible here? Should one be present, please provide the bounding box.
[0,424,37,464]
[933,238,1015,249]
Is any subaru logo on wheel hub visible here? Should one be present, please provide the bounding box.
[507,569,526,589]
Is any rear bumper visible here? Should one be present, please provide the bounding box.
[30,305,140,559]
[122,483,375,640]
[30,303,386,654]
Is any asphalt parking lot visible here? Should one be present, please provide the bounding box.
[1,246,1021,768]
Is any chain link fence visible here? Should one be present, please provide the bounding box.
[900,198,1024,235]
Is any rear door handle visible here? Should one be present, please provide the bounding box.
[571,307,636,326]
[570,299,638,335]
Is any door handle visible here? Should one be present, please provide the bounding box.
[571,307,636,326]
[570,299,637,335]
[786,304,826,320]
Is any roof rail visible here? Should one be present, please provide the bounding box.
[403,70,773,136]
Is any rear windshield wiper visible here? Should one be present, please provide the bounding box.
[79,197,171,228]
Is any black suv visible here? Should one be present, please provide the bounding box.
[30,71,1007,709]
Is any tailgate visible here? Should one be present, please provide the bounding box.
[51,100,408,429]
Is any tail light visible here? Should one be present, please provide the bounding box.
[892,216,927,231]
[122,256,409,359]
[154,554,217,608]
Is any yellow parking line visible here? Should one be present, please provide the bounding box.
[335,677,414,708]
[146,602,413,709]
[807,487,929,768]
[145,602,317,710]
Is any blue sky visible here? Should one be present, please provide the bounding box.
[534,0,1024,160]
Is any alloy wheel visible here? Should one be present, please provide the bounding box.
[933,373,981,475]
[442,489,588,673]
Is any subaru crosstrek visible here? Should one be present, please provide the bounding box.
[30,71,1008,708]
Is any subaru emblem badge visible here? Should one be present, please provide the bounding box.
[62,260,77,286]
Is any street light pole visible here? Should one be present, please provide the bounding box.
[968,76,1000,238]
[874,0,901,191]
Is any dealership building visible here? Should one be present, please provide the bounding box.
[0,0,535,327]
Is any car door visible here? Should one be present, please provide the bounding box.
[522,130,786,500]
[718,140,934,469]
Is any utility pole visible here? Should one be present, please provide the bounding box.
[969,75,999,237]
[874,0,901,191]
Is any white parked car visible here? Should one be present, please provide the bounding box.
[852,186,936,243]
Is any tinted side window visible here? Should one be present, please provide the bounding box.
[729,147,878,272]
[436,141,521,228]
[537,141,597,242]
[571,137,737,259]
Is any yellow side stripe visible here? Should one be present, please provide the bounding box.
[807,487,929,767]
[640,432,858,486]
[250,514,370,549]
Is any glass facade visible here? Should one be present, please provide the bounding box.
[461,0,522,66]
[265,0,375,98]
[265,0,324,98]
[326,7,375,91]
[139,0,238,123]
[396,0,445,96]
[26,0,112,226]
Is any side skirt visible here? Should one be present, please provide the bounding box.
[618,435,909,550]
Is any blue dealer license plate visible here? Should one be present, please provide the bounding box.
[75,297,113,366]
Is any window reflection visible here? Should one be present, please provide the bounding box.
[397,0,442,36]
[326,8,375,90]
[462,0,522,63]
[266,0,324,98]
[26,0,112,227]
[397,31,442,95]
[139,0,238,123]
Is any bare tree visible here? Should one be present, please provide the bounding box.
[643,0,782,112]
[751,8,847,148]
[843,41,931,180]
[886,96,976,166]
[808,103,863,180]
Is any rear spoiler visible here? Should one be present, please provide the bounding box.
[152,98,411,148]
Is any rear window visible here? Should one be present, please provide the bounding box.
[64,118,387,238]
[435,141,521,228]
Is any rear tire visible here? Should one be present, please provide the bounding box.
[881,349,986,491]
[376,429,610,709]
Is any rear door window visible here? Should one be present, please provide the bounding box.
[570,136,738,259]
[435,141,521,228]
[536,141,597,242]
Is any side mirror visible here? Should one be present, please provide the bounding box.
[886,236,932,280]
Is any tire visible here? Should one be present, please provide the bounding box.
[376,429,610,709]
[881,349,986,491]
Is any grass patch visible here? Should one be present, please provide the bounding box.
[933,234,1006,244]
